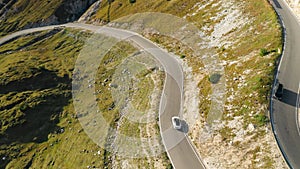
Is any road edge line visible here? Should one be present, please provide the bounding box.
[185,134,207,168]
[296,83,300,136]
[269,1,293,168]
[158,75,177,169]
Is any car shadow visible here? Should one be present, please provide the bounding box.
[280,88,298,107]
[272,0,282,9]
[178,120,189,134]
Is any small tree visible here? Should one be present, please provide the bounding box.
[260,48,269,56]
[129,0,136,3]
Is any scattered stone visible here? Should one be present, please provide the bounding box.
[247,123,255,132]
[109,83,118,88]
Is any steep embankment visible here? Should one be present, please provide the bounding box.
[0,0,288,168]
[0,0,97,37]
[0,28,93,169]
[0,27,171,168]
[82,0,287,168]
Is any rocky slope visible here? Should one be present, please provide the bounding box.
[84,0,287,168]
[285,0,300,19]
[0,0,290,168]
[0,0,97,36]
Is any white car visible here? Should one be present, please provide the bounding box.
[172,116,182,130]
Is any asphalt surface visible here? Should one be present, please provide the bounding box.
[271,0,300,168]
[0,23,205,169]
[160,75,204,169]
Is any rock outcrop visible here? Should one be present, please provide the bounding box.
[0,0,98,35]
[54,0,98,23]
[78,0,102,23]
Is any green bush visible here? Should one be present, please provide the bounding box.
[166,163,173,169]
[255,114,269,126]
[129,0,136,3]
[260,48,269,56]
[19,103,29,111]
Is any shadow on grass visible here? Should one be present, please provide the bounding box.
[0,68,70,94]
[0,68,72,144]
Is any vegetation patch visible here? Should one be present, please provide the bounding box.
[94,40,168,167]
[89,0,284,168]
[0,0,96,37]
[0,29,108,168]
[0,0,285,168]
[260,48,269,56]
[0,27,169,168]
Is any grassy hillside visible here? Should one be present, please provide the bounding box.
[0,27,171,168]
[94,0,198,21]
[87,0,285,168]
[0,0,285,168]
[0,28,93,168]
[0,0,96,37]
[92,0,282,123]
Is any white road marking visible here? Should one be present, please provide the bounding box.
[296,82,300,136]
[184,134,207,168]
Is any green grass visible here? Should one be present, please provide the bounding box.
[0,0,63,37]
[92,0,200,22]
[91,0,283,167]
[228,0,282,58]
[5,104,109,169]
[131,69,154,112]
[93,41,169,167]
[216,0,281,127]
[219,126,236,141]
[0,27,170,168]
[0,29,105,168]
[216,0,281,163]
[119,118,141,138]
[95,41,138,124]
[93,0,281,121]
[0,0,283,168]
[0,0,97,37]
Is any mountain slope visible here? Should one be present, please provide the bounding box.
[0,0,288,168]
[0,0,97,37]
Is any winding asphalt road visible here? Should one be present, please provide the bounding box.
[0,23,205,169]
[3,1,300,168]
[271,0,300,168]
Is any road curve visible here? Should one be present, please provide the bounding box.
[0,23,205,169]
[270,0,300,168]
